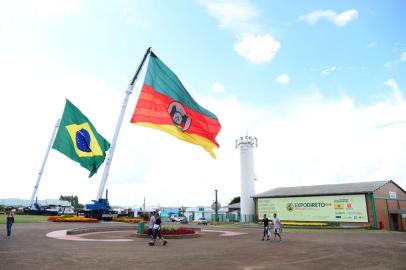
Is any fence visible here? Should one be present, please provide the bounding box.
[163,212,257,223]
[239,214,256,223]
[210,213,256,223]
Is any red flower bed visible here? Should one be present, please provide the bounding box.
[48,216,60,222]
[162,228,195,235]
[143,228,195,235]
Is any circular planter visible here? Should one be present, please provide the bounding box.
[67,225,137,235]
[140,227,200,239]
[135,233,200,239]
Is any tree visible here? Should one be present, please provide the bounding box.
[60,195,84,210]
[179,206,186,216]
[229,196,240,205]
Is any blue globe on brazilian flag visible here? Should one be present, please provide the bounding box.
[52,99,110,177]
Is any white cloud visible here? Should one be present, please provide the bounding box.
[368,41,377,48]
[199,0,258,32]
[400,51,406,62]
[0,1,13,32]
[121,8,134,24]
[211,82,225,93]
[120,3,149,28]
[234,33,281,64]
[384,78,404,103]
[0,0,80,38]
[200,0,280,64]
[384,51,406,68]
[29,0,80,17]
[300,9,358,27]
[384,61,393,68]
[320,66,337,76]
[276,73,290,84]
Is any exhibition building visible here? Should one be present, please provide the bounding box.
[253,180,406,231]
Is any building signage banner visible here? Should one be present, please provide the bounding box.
[258,194,368,222]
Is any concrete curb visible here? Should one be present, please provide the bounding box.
[67,225,138,235]
[47,229,133,242]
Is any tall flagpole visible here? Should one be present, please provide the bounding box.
[97,47,151,200]
[30,118,60,208]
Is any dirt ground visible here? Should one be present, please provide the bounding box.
[1,222,405,270]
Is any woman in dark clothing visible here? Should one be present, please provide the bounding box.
[260,214,270,241]
[6,209,15,238]
[152,213,167,246]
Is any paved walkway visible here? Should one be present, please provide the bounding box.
[1,222,406,270]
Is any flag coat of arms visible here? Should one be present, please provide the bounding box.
[131,52,221,158]
[52,99,111,177]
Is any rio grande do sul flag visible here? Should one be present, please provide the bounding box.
[131,51,221,158]
[52,99,111,177]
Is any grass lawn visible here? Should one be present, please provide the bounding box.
[0,214,49,224]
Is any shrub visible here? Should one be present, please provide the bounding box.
[143,227,195,235]
[48,216,97,223]
[48,216,60,222]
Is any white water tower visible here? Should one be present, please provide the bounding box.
[235,135,257,223]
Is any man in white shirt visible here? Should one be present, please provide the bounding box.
[148,211,156,240]
[272,213,282,241]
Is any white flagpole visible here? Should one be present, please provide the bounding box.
[96,47,151,200]
[29,118,60,208]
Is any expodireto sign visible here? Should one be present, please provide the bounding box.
[258,194,368,222]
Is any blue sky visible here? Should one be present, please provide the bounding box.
[5,0,405,104]
[1,0,406,207]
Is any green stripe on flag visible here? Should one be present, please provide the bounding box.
[144,52,218,120]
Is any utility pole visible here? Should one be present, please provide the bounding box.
[215,189,219,222]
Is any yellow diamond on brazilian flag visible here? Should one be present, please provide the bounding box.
[52,99,110,177]
[65,123,104,157]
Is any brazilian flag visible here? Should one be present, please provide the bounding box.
[52,99,110,177]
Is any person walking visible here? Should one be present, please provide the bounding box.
[272,213,282,241]
[148,211,156,240]
[260,214,270,241]
[5,209,15,238]
[152,212,167,246]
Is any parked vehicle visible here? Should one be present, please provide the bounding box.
[81,191,117,221]
[180,216,188,224]
[198,217,208,225]
[170,216,183,222]
[170,216,188,223]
